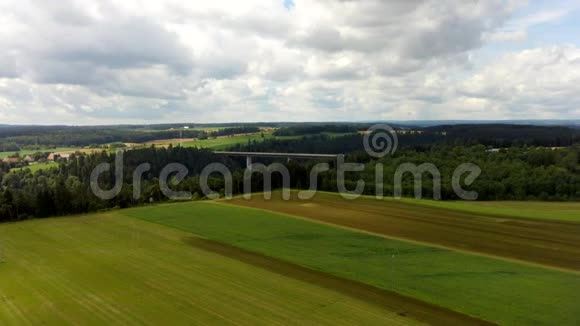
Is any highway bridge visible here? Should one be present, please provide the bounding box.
[213,151,339,168]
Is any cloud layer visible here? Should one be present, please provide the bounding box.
[0,0,578,124]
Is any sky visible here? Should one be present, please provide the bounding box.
[0,0,579,125]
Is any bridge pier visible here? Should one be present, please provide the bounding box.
[214,151,339,167]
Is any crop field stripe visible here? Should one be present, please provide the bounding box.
[125,200,580,325]
[215,200,580,275]
[0,213,421,325]
[291,191,580,225]
[376,195,580,222]
[225,192,580,271]
[187,236,492,326]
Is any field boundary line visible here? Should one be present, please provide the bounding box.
[181,237,494,325]
[308,190,580,225]
[214,200,580,275]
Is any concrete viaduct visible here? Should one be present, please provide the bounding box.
[213,151,339,168]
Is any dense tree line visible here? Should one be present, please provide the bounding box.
[209,126,261,137]
[232,133,580,201]
[240,125,580,153]
[0,140,578,222]
[273,124,361,136]
[0,146,238,221]
[2,123,576,152]
[0,123,578,223]
[0,129,204,150]
[0,126,261,151]
[424,124,580,147]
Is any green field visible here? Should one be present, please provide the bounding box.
[182,132,275,149]
[2,199,578,324]
[182,131,352,150]
[0,147,77,159]
[10,161,59,173]
[181,132,306,150]
[0,213,416,325]
[124,201,580,325]
[0,131,353,157]
[391,197,580,222]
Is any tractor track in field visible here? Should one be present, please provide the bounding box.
[224,193,580,272]
[186,236,493,326]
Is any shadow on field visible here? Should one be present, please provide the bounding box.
[183,236,493,326]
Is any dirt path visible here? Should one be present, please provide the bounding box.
[226,193,580,271]
[187,237,493,326]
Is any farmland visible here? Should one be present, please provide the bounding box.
[391,197,580,222]
[0,126,578,325]
[0,147,78,159]
[227,192,580,271]
[180,131,352,150]
[0,195,579,324]
[100,131,288,150]
[0,129,356,160]
[0,212,424,325]
[10,161,59,173]
[125,200,580,325]
[182,132,275,149]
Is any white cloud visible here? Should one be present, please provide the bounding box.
[512,9,569,27]
[458,46,580,118]
[0,0,577,124]
[483,30,527,42]
[485,5,577,44]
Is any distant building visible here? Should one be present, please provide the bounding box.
[486,148,501,153]
[47,153,71,161]
[23,155,34,162]
[2,157,20,164]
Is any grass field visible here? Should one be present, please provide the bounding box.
[0,147,78,159]
[392,197,580,222]
[1,131,354,158]
[125,201,580,325]
[2,195,578,324]
[181,132,305,150]
[10,161,59,173]
[182,132,274,149]
[227,192,580,271]
[0,213,423,325]
[181,131,352,150]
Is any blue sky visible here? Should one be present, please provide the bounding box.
[283,0,294,10]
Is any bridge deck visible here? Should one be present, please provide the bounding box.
[213,151,339,159]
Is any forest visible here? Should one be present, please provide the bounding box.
[0,125,262,151]
[0,125,578,222]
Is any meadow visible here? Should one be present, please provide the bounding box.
[0,147,78,159]
[181,131,351,149]
[182,132,275,149]
[0,212,419,325]
[125,200,580,325]
[10,161,59,173]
